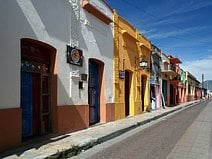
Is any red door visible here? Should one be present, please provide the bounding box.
[32,74,40,136]
[41,75,50,134]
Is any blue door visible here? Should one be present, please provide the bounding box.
[21,72,33,138]
[89,62,100,124]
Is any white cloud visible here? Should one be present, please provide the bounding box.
[181,56,212,81]
[164,0,212,17]
[141,29,156,34]
[148,26,209,40]
[148,15,196,28]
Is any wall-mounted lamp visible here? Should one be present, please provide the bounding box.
[139,59,148,69]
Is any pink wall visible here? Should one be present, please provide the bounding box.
[156,86,161,109]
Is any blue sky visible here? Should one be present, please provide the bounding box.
[105,0,212,81]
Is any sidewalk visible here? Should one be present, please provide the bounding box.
[166,100,212,159]
[1,100,201,159]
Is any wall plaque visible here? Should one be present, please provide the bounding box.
[67,45,83,66]
[119,70,125,79]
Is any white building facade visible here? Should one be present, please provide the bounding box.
[0,0,114,151]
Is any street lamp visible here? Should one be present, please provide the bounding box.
[139,59,148,69]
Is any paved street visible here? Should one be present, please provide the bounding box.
[167,100,212,159]
[0,100,206,159]
[73,100,211,159]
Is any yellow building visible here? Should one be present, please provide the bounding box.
[113,10,151,120]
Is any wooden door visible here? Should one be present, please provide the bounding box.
[21,38,52,138]
[125,71,130,116]
[170,84,174,105]
[32,73,40,136]
[162,80,168,105]
[89,61,100,125]
[41,74,50,134]
[21,72,33,138]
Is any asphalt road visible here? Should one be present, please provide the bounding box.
[72,100,211,159]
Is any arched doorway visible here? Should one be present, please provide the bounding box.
[20,38,56,139]
[125,70,131,116]
[162,80,168,106]
[170,84,174,105]
[88,59,104,125]
[141,75,147,111]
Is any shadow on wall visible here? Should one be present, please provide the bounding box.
[15,0,74,45]
[57,76,89,134]
[17,0,90,132]
[31,0,71,42]
[28,0,89,133]
[123,35,139,67]
[0,74,88,157]
[1,1,38,41]
[0,0,90,155]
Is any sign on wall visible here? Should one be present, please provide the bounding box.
[67,45,83,66]
[119,70,125,79]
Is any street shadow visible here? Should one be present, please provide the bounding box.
[0,133,70,158]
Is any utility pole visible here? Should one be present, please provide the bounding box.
[202,74,204,99]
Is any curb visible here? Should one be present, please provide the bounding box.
[47,101,200,159]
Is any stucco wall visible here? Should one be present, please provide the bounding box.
[113,12,151,119]
[0,0,114,109]
[0,0,72,108]
[80,0,114,104]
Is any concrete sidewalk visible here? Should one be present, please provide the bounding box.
[1,100,201,159]
[167,100,212,159]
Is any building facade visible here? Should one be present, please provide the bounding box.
[179,69,187,103]
[168,55,182,106]
[0,0,114,151]
[150,44,162,110]
[161,53,171,106]
[203,80,212,92]
[186,72,201,101]
[0,0,204,152]
[113,10,151,120]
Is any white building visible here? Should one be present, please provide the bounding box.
[0,0,114,151]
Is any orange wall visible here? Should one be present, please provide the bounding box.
[0,108,21,152]
[57,103,115,134]
[57,105,89,134]
[106,103,115,122]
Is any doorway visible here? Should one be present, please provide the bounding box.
[150,84,156,110]
[125,70,131,116]
[176,87,179,104]
[141,75,147,111]
[21,39,53,139]
[170,84,174,105]
[162,80,167,106]
[88,60,102,125]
